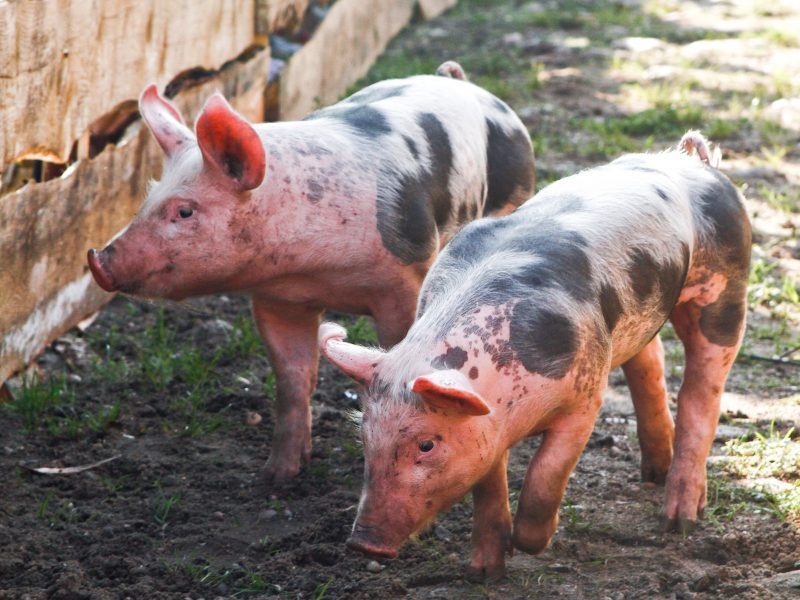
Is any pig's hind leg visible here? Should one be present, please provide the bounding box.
[252,298,323,481]
[663,284,746,533]
[622,335,675,484]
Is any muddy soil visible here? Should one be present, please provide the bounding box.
[2,1,799,598]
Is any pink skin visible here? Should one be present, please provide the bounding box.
[87,86,434,480]
[319,256,745,578]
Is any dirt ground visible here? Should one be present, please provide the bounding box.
[2,0,800,598]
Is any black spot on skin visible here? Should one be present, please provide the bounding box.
[418,112,453,228]
[375,112,452,264]
[657,242,690,314]
[403,135,419,159]
[699,280,747,347]
[222,152,244,181]
[307,179,323,203]
[492,97,511,114]
[484,118,535,214]
[628,248,659,301]
[469,366,479,379]
[432,346,468,370]
[599,284,623,333]
[695,171,751,346]
[698,170,752,271]
[440,216,592,313]
[346,84,409,105]
[305,105,391,138]
[509,302,577,378]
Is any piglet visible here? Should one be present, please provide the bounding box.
[87,62,535,481]
[320,131,750,578]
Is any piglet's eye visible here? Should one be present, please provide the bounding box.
[178,207,193,218]
[419,440,435,453]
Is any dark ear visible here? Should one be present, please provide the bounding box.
[318,322,383,385]
[195,93,266,192]
[139,84,194,157]
[410,370,490,416]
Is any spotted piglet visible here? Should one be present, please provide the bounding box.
[320,131,750,579]
[87,62,535,480]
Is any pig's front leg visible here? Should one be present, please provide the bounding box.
[468,451,512,581]
[512,405,600,554]
[252,298,323,481]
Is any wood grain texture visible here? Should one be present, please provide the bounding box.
[255,0,309,36]
[278,0,417,121]
[0,48,270,383]
[0,0,255,171]
[417,0,458,19]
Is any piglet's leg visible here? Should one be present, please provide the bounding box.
[252,298,323,481]
[371,282,423,348]
[664,300,743,533]
[512,405,599,554]
[468,450,512,581]
[622,335,675,484]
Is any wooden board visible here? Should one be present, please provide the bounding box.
[255,0,310,36]
[417,0,458,19]
[278,0,417,120]
[0,0,254,171]
[0,48,271,384]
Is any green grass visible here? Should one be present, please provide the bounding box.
[153,487,182,526]
[708,424,800,523]
[345,316,379,346]
[5,374,74,430]
[168,557,278,598]
[4,373,120,438]
[748,257,800,318]
[225,314,265,359]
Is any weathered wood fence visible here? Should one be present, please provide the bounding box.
[0,0,457,383]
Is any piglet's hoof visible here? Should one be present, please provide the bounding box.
[466,562,506,582]
[661,515,697,535]
[261,460,302,482]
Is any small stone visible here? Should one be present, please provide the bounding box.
[434,525,452,542]
[366,560,382,573]
[259,509,278,521]
[283,509,293,519]
[212,511,224,519]
[447,552,460,563]
[549,563,571,573]
[245,411,262,426]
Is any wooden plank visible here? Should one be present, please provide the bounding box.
[255,0,310,37]
[0,0,255,171]
[278,0,417,121]
[0,48,271,384]
[417,0,458,19]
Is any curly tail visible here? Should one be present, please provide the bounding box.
[435,60,468,81]
[679,130,721,168]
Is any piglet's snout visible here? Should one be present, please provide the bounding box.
[87,248,117,292]
[346,523,399,559]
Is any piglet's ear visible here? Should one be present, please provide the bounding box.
[195,93,266,192]
[139,84,194,158]
[319,322,383,385]
[410,370,490,416]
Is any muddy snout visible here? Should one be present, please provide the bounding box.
[346,523,399,559]
[87,247,117,292]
